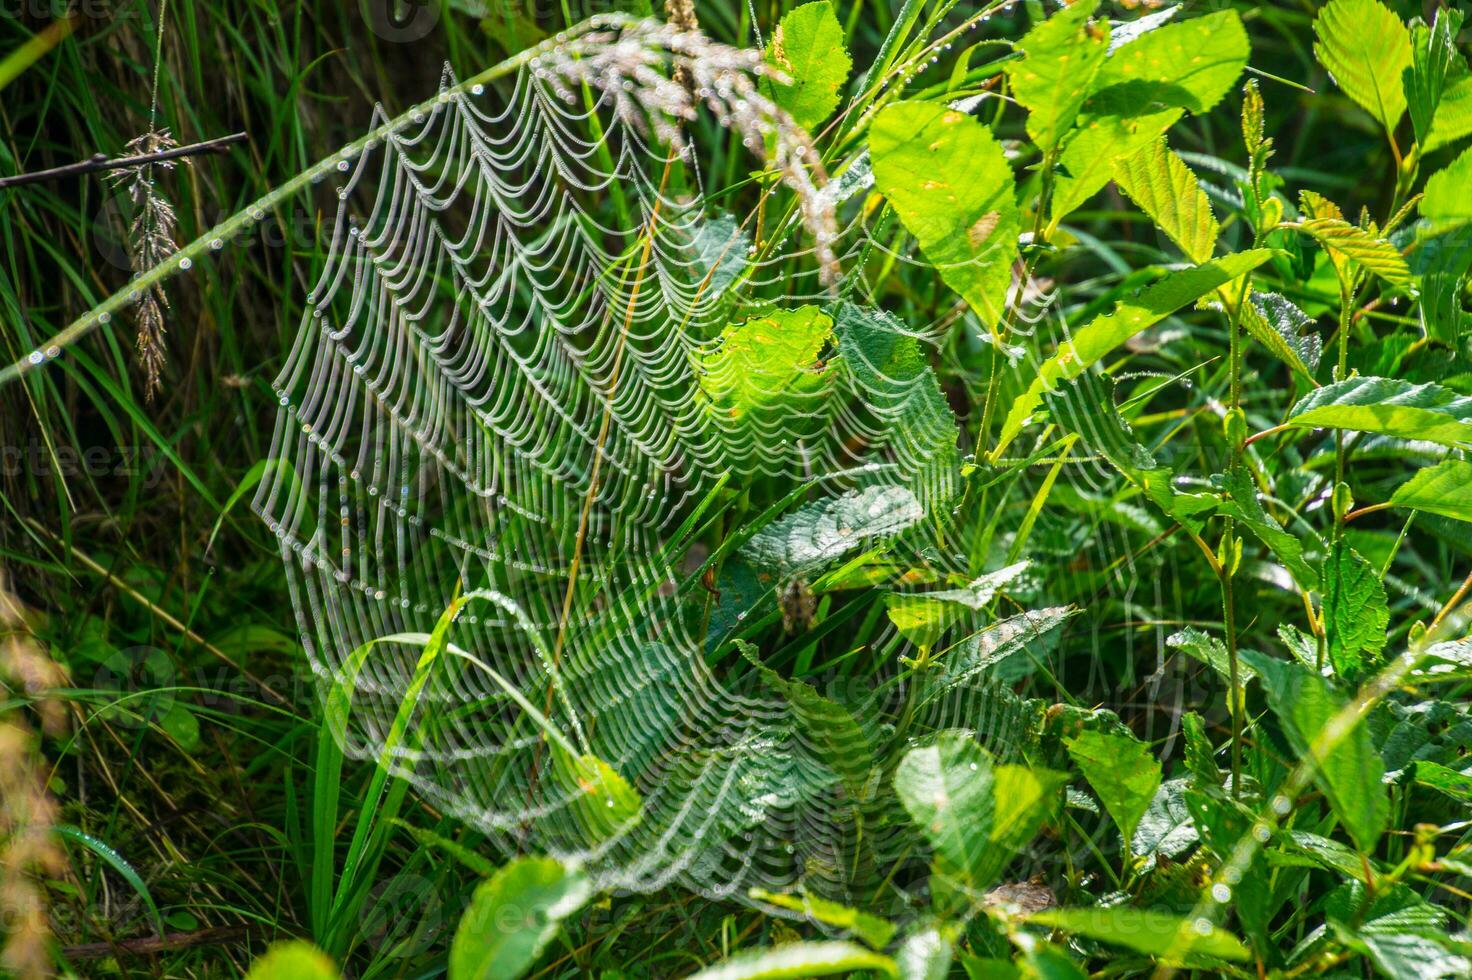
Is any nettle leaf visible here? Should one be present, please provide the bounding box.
[1211,466,1320,591]
[1240,291,1321,382]
[449,857,592,980]
[1313,0,1413,135]
[1112,138,1219,264]
[550,747,643,844]
[686,941,898,980]
[1296,217,1412,289]
[992,250,1272,457]
[1132,779,1199,871]
[1168,627,1258,685]
[763,0,851,133]
[885,561,1030,649]
[895,734,996,883]
[1029,907,1250,964]
[1285,377,1472,448]
[871,101,1019,330]
[743,484,924,578]
[1406,8,1466,147]
[1051,10,1249,222]
[1390,459,1472,521]
[1322,542,1389,682]
[920,606,1075,703]
[1325,882,1470,980]
[1065,728,1161,850]
[1005,0,1109,151]
[1422,145,1472,228]
[1241,651,1390,853]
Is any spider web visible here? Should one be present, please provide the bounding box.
[252,19,1036,910]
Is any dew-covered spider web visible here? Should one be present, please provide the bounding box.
[251,16,1113,912]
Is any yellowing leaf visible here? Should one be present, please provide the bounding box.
[763,1,851,133]
[1297,217,1412,288]
[871,101,1019,330]
[1005,0,1109,151]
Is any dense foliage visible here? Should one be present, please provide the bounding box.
[2,1,1472,978]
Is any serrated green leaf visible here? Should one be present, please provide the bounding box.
[1029,907,1250,963]
[244,941,340,980]
[871,101,1019,329]
[1131,779,1198,871]
[1406,8,1465,147]
[742,484,925,577]
[748,889,896,949]
[1415,229,1472,346]
[1326,882,1470,980]
[979,764,1068,886]
[1211,466,1320,591]
[1112,138,1219,264]
[1065,729,1161,850]
[1322,542,1388,682]
[1285,377,1472,447]
[763,1,851,132]
[1240,291,1321,382]
[747,647,875,801]
[1422,145,1472,228]
[449,857,592,980]
[1413,760,1472,803]
[1051,10,1249,221]
[894,733,995,882]
[1181,712,1220,790]
[1168,627,1258,684]
[1426,65,1472,152]
[686,941,898,980]
[1240,652,1389,853]
[1313,0,1413,135]
[1297,217,1412,288]
[1005,0,1109,151]
[920,607,1074,705]
[1390,459,1472,521]
[991,250,1273,457]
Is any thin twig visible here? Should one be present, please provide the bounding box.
[63,926,257,960]
[0,132,247,190]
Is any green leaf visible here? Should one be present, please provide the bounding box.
[699,306,836,474]
[920,607,1074,705]
[1296,217,1412,288]
[1239,291,1321,382]
[1131,779,1198,871]
[1181,712,1220,791]
[871,100,1019,329]
[1422,145,1472,228]
[991,250,1273,457]
[1240,652,1390,853]
[834,303,962,505]
[1426,66,1472,152]
[685,941,898,979]
[742,484,925,577]
[244,941,340,980]
[1285,377,1472,448]
[1112,138,1219,264]
[1313,0,1413,135]
[980,764,1068,886]
[885,561,1030,649]
[1390,460,1472,521]
[1065,729,1162,850]
[1326,882,1470,980]
[1005,0,1109,151]
[550,748,643,844]
[1413,760,1472,803]
[1415,229,1472,345]
[1051,10,1249,222]
[53,824,165,936]
[1029,907,1251,963]
[449,857,592,980]
[894,733,995,883]
[1323,542,1388,682]
[1167,628,1258,685]
[1211,465,1320,591]
[748,889,896,949]
[763,1,851,132]
[1405,8,1465,146]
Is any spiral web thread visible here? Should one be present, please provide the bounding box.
[252,20,1044,910]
